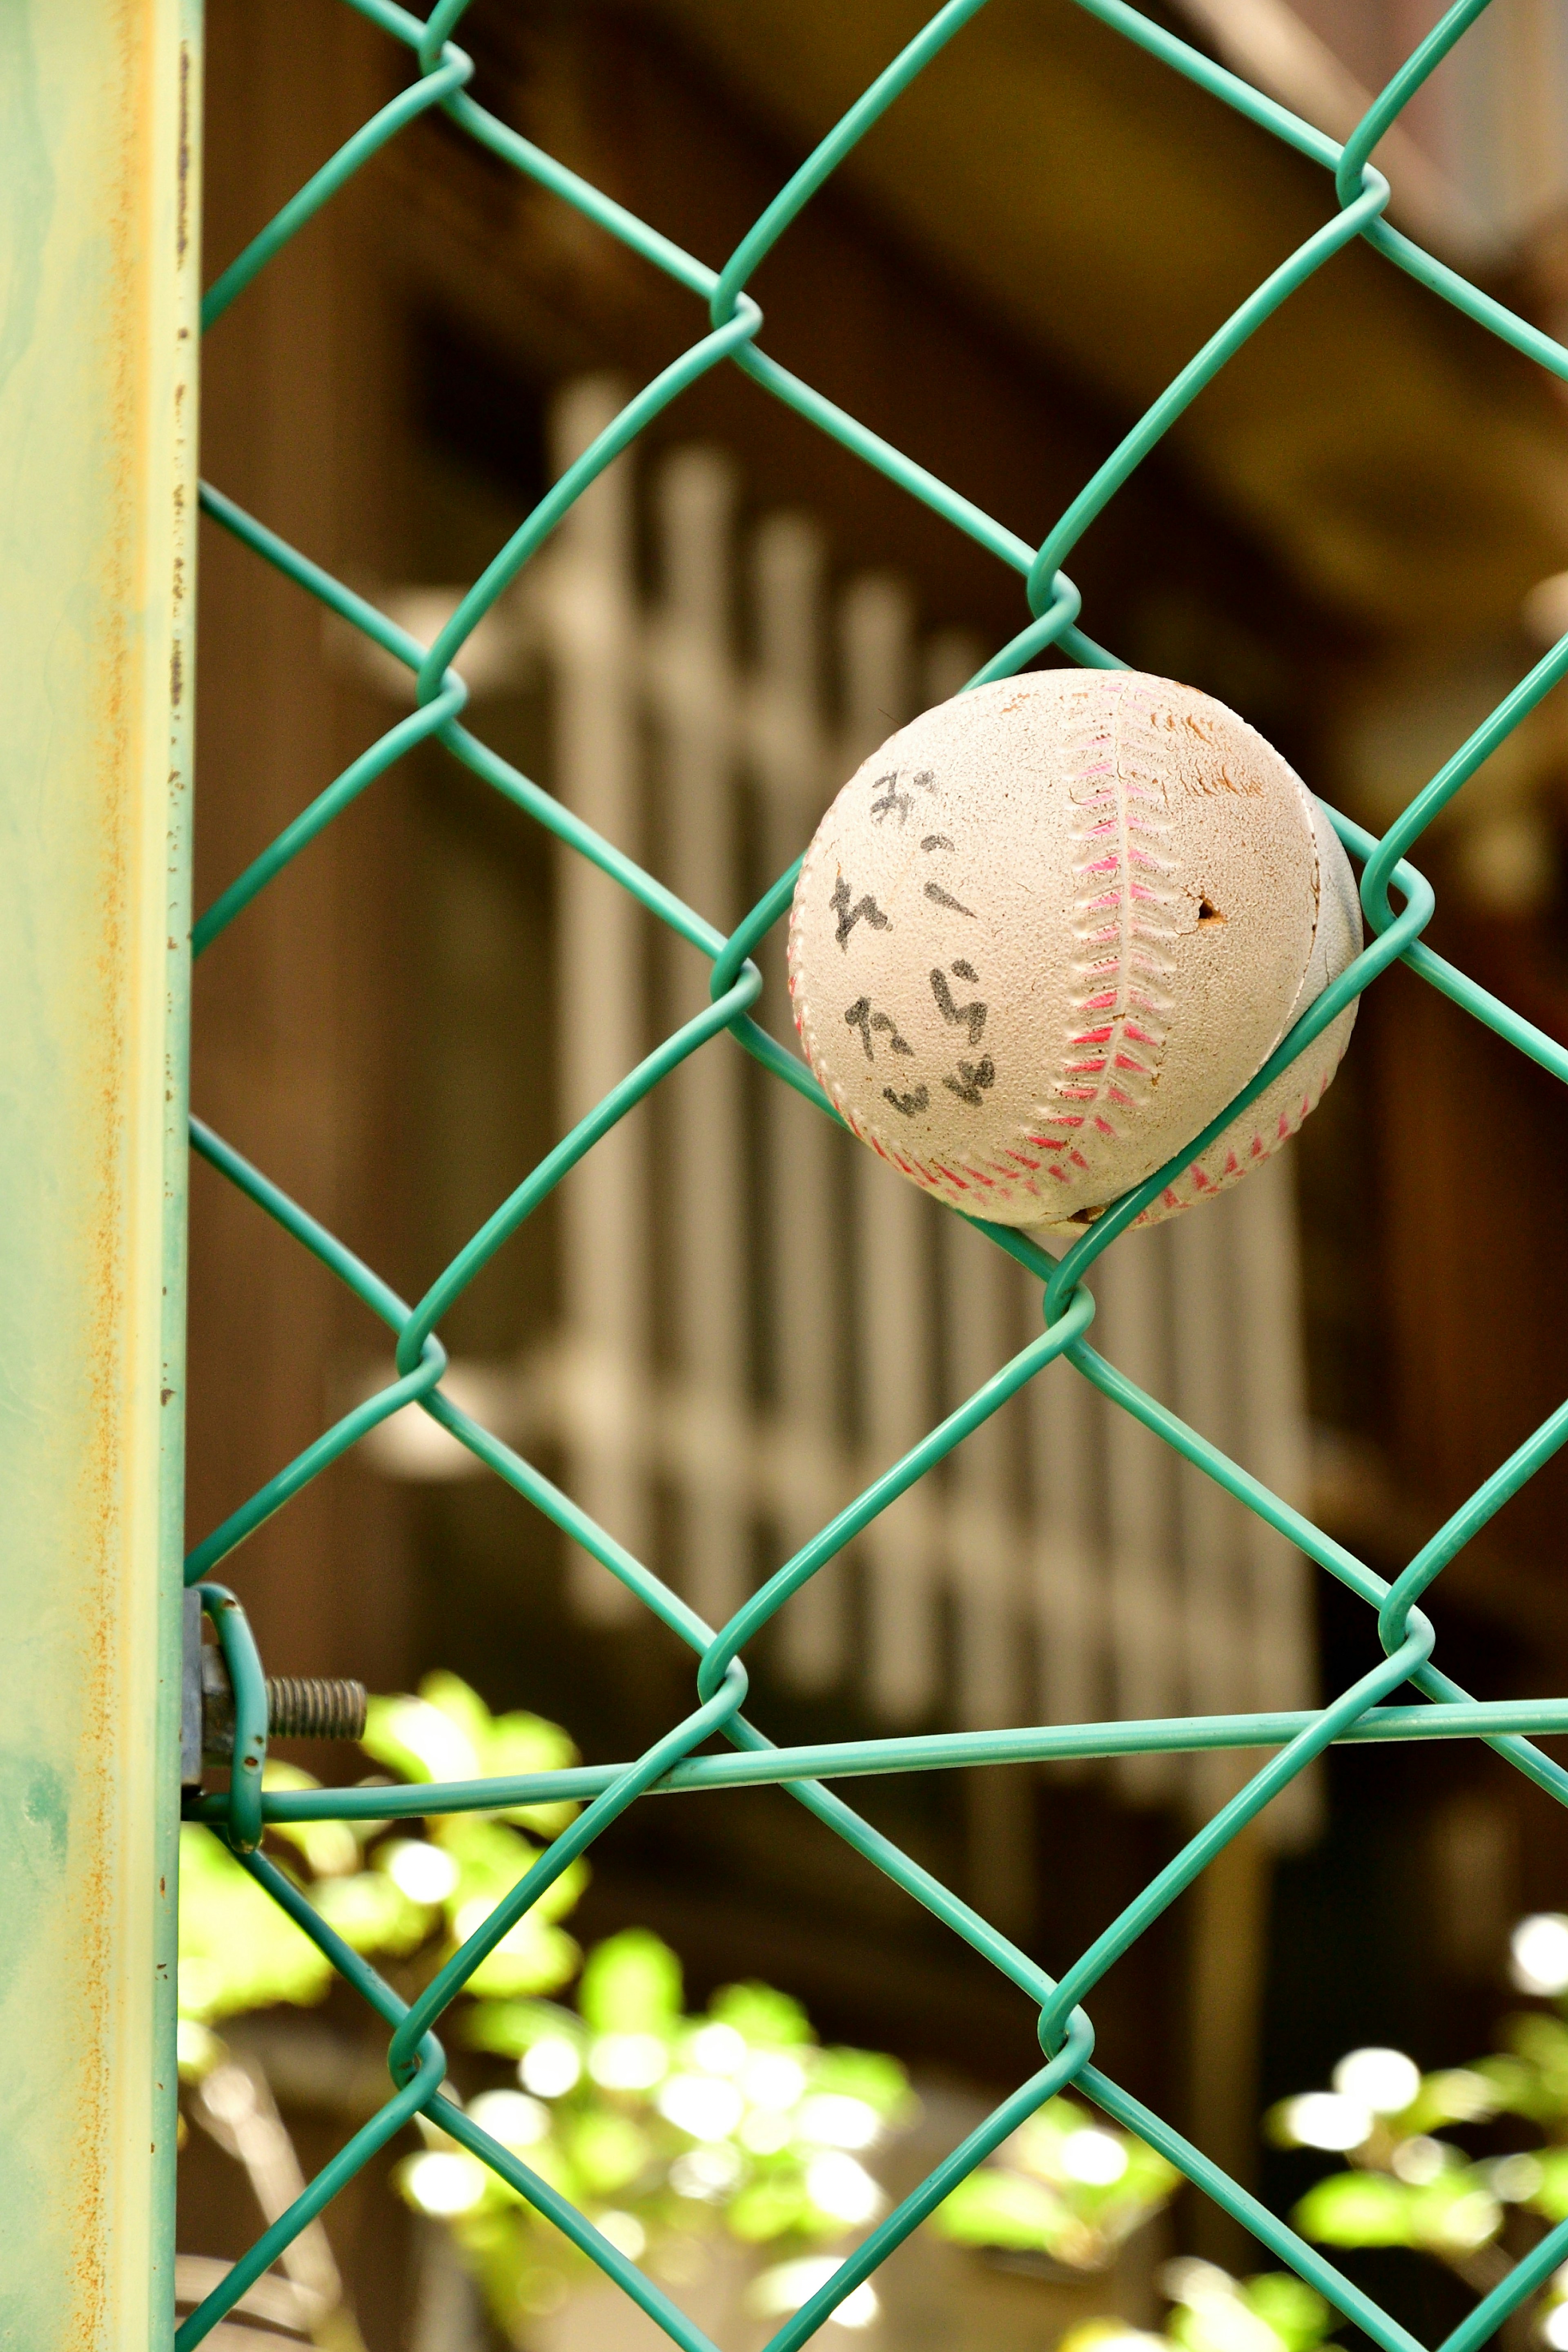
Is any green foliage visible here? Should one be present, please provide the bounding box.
[1241,2269,1338,2352]
[933,2167,1065,2252]
[396,1922,915,2334]
[1292,2167,1504,2255]
[311,1865,432,1958]
[578,1927,683,2032]
[180,1672,942,2345]
[708,1980,812,2047]
[177,1822,332,2021]
[360,1677,577,1835]
[1061,2264,1340,2352]
[177,1669,1189,2348]
[457,1996,585,2062]
[930,2094,1179,2269]
[1273,1968,1568,2283]
[178,1675,585,2032]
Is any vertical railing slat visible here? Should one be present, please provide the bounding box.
[1169,1190,1249,1822]
[839,576,939,1719]
[544,381,647,1621]
[1097,1229,1183,1802]
[751,513,848,1688]
[654,449,750,1632]
[1230,1152,1322,1846]
[1026,1285,1102,1760]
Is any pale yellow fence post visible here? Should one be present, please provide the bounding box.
[0,3,200,2343]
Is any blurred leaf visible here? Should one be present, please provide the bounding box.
[1242,2272,1335,2352]
[438,1815,543,1909]
[808,2048,912,2119]
[1123,2141,1183,2203]
[1488,2016,1568,2122]
[1468,2056,1541,2122]
[459,1998,583,2060]
[272,1818,361,1879]
[1011,2097,1091,2170]
[581,1930,683,2032]
[462,1919,581,1999]
[420,1670,496,1754]
[1406,2173,1501,2252]
[1296,2165,1500,2256]
[260,1760,364,1878]
[362,1691,479,1785]
[1059,2325,1163,2352]
[1527,2147,1568,2222]
[312,1869,432,1957]
[483,1710,580,1833]
[932,2167,1074,2253]
[566,2110,651,2196]
[178,1825,333,2021]
[708,1981,812,2047]
[1401,2069,1500,2132]
[1294,2172,1415,2247]
[726,2167,813,2243]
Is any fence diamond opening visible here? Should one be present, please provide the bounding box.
[179,2,1568,2346]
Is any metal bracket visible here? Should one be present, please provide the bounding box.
[180,1587,368,1789]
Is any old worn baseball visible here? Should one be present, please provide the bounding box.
[787,668,1359,1236]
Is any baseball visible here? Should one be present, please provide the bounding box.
[787,668,1360,1237]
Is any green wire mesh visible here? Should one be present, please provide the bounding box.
[176,1,1568,2344]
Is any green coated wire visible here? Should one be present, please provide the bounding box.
[184,1697,1568,1831]
[171,0,1568,2343]
[195,1586,268,1851]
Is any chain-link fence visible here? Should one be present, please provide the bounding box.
[179,2,1568,2345]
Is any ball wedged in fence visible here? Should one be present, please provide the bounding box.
[788,670,1359,1235]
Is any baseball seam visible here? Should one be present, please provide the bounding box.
[1022,679,1179,1204]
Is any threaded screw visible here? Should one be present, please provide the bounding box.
[265,1675,367,1743]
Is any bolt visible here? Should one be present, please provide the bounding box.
[265,1675,368,1743]
[197,1642,367,1764]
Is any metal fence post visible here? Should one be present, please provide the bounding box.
[0,3,200,2343]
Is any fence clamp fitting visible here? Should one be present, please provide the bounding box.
[180,1585,368,1789]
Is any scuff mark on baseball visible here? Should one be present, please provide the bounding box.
[786,668,1360,1235]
